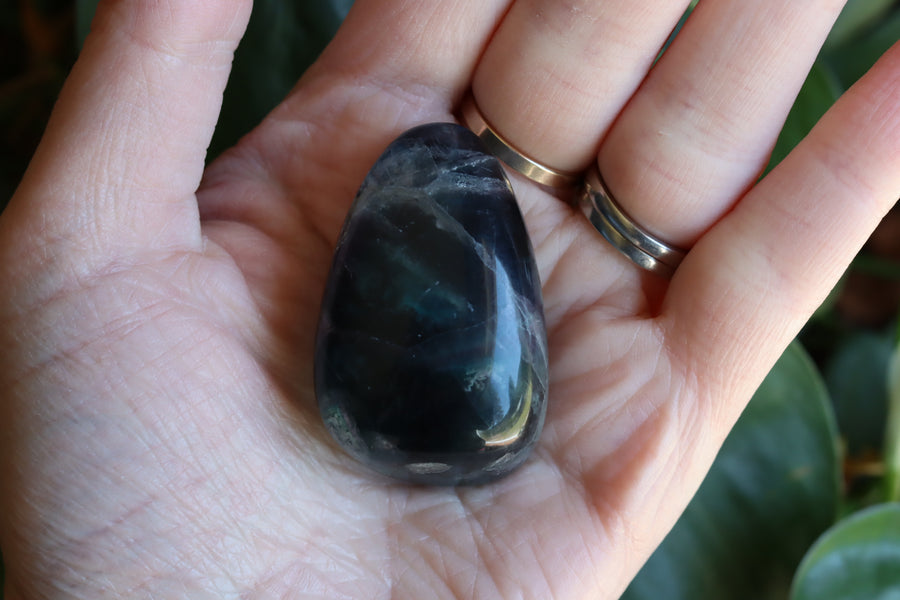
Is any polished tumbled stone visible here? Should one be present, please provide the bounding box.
[314,123,548,485]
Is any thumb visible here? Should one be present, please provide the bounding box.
[8,0,252,264]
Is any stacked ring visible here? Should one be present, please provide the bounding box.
[579,168,687,277]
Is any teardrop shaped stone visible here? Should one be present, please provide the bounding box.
[314,123,548,485]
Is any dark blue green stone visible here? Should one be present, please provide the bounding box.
[314,123,548,485]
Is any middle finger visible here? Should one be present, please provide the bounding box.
[471,0,693,173]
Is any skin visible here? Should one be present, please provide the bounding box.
[0,0,898,597]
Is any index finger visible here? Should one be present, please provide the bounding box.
[665,42,900,432]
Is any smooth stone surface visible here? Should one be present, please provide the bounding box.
[315,123,548,485]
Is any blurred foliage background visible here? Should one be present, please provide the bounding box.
[1,0,899,598]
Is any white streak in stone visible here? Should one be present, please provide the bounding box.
[406,462,452,474]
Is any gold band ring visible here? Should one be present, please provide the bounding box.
[460,95,581,191]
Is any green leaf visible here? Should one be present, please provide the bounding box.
[824,8,900,90]
[622,343,841,600]
[766,60,842,173]
[825,0,897,49]
[790,503,900,600]
[826,331,893,457]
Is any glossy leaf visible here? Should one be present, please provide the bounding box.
[825,331,893,456]
[790,503,900,600]
[825,0,897,49]
[622,343,841,600]
[825,9,900,90]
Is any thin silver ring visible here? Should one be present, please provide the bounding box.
[580,168,687,277]
[460,95,581,191]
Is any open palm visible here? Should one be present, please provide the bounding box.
[1,1,898,598]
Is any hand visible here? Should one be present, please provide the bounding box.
[1,0,897,597]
